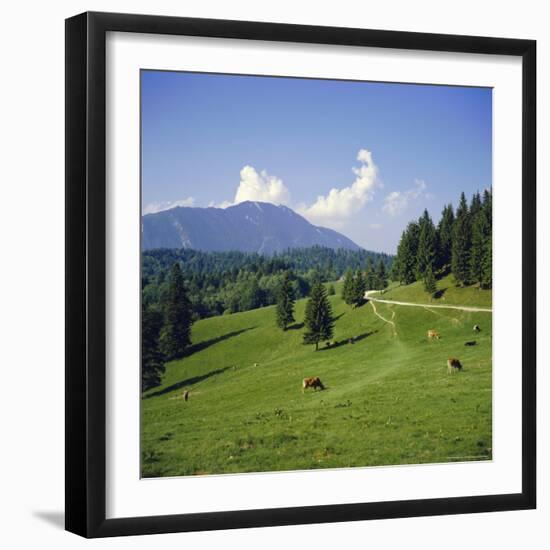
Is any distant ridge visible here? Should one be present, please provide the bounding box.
[141,201,362,254]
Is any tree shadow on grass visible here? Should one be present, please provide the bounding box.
[144,365,233,399]
[287,322,304,330]
[433,287,448,300]
[318,330,377,351]
[143,326,256,399]
[183,326,256,357]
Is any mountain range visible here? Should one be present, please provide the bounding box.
[141,201,361,254]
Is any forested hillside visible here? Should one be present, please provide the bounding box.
[142,246,392,320]
[392,189,492,292]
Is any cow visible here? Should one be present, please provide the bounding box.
[427,330,441,339]
[447,358,463,374]
[183,390,189,401]
[465,340,477,346]
[473,325,481,332]
[302,377,325,393]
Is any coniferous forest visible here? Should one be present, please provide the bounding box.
[391,189,492,292]
[142,246,392,321]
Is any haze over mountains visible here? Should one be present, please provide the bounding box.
[141,201,362,254]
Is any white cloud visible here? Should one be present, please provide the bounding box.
[233,165,291,206]
[298,149,380,228]
[143,197,195,215]
[382,179,427,217]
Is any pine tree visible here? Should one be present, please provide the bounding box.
[275,271,295,330]
[303,282,334,351]
[423,264,437,296]
[481,235,492,289]
[470,209,489,286]
[470,191,482,219]
[160,263,193,359]
[482,188,492,229]
[376,259,388,291]
[142,305,165,391]
[396,222,419,284]
[436,203,455,272]
[351,269,366,305]
[451,192,471,286]
[342,268,355,305]
[365,257,376,290]
[416,209,436,280]
[389,256,401,283]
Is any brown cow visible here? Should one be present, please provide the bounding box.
[302,377,325,392]
[447,358,463,374]
[427,330,441,339]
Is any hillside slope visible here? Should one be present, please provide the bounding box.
[141,283,492,477]
[379,274,492,308]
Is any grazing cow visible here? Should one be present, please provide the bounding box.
[427,330,441,339]
[473,324,481,332]
[465,341,477,346]
[302,377,325,393]
[325,341,332,348]
[183,390,189,401]
[348,337,355,345]
[253,363,259,367]
[447,358,463,374]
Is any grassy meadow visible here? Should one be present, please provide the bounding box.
[141,279,492,477]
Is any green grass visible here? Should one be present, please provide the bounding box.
[379,274,492,308]
[141,281,492,477]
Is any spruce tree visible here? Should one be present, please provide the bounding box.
[376,259,388,291]
[416,209,436,280]
[303,282,334,351]
[275,271,295,330]
[396,222,419,284]
[481,235,492,289]
[470,191,482,219]
[351,269,366,305]
[451,192,471,286]
[436,203,455,272]
[470,209,489,286]
[160,263,193,359]
[142,305,165,391]
[390,256,401,283]
[482,188,492,229]
[365,257,376,290]
[423,264,437,296]
[342,268,354,305]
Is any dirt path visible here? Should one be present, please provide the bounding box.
[369,299,398,337]
[364,291,492,313]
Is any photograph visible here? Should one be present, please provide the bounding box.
[139,69,493,478]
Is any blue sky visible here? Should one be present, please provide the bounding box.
[141,70,492,253]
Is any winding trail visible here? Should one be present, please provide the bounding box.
[364,291,492,313]
[368,298,398,336]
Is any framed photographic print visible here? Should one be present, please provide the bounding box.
[65,11,536,538]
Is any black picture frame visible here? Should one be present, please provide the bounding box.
[65,11,536,538]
